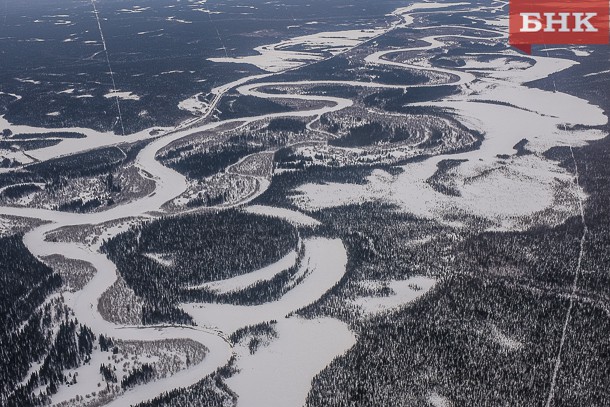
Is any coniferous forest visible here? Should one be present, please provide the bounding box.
[1,0,610,405]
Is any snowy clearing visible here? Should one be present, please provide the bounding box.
[209,28,385,72]
[188,243,301,294]
[353,276,436,316]
[244,205,321,227]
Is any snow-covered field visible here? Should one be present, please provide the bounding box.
[244,205,321,227]
[290,28,607,230]
[353,276,436,316]
[209,28,386,72]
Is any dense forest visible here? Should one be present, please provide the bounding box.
[327,121,413,147]
[184,243,306,306]
[102,210,299,324]
[0,235,60,405]
[157,117,307,181]
[0,140,148,190]
[0,236,96,407]
[216,94,295,120]
[163,143,264,180]
[303,144,610,404]
[0,235,61,342]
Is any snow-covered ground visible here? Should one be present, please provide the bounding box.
[290,28,607,230]
[428,391,454,407]
[1,1,605,405]
[209,28,385,72]
[178,92,210,115]
[244,205,321,227]
[226,317,355,407]
[353,276,436,316]
[103,91,141,101]
[489,323,523,351]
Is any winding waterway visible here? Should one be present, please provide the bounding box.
[1,2,605,405]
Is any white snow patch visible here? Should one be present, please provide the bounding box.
[209,28,385,72]
[245,205,321,227]
[118,6,151,13]
[0,91,22,100]
[189,246,299,294]
[490,324,523,351]
[137,29,164,35]
[166,16,192,24]
[15,78,41,85]
[584,69,610,78]
[428,392,453,407]
[178,92,209,115]
[353,276,436,316]
[143,252,174,267]
[104,91,140,101]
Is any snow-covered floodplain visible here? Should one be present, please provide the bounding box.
[353,276,436,316]
[17,222,233,407]
[294,91,603,228]
[209,28,386,72]
[226,317,355,407]
[182,238,357,407]
[182,238,348,333]
[290,26,607,230]
[0,113,169,162]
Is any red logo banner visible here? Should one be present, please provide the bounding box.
[509,0,610,54]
